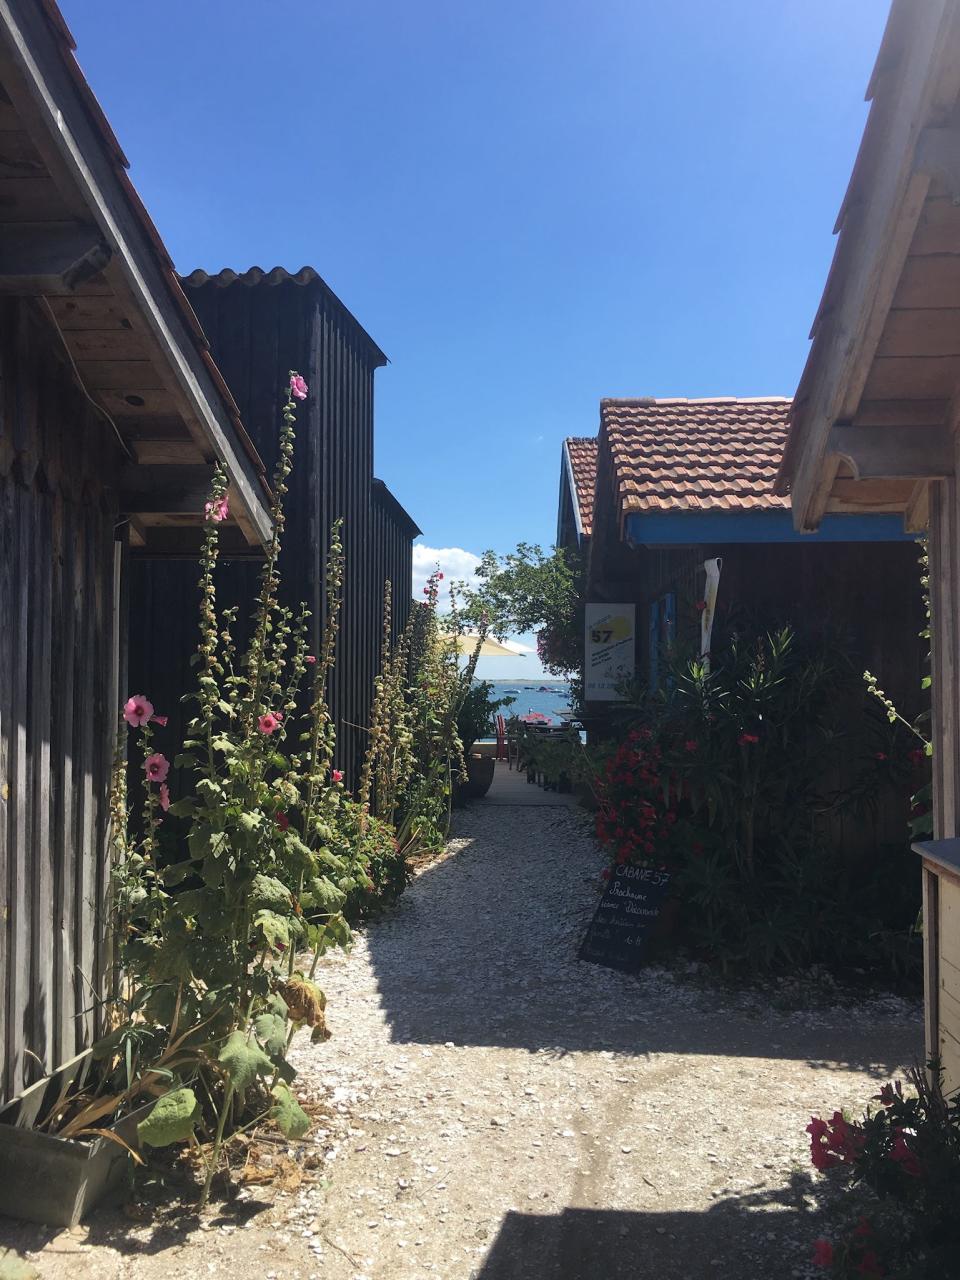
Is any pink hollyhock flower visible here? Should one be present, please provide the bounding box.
[144,753,170,783]
[437,572,444,580]
[123,694,154,727]
[151,714,168,727]
[812,1239,834,1268]
[305,654,316,664]
[204,495,229,523]
[290,374,308,400]
[276,811,290,832]
[258,712,281,735]
[159,783,171,812]
[738,732,760,746]
[332,769,344,783]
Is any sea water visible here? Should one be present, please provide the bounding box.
[483,679,572,726]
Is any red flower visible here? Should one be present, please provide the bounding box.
[684,740,698,753]
[875,1082,900,1107]
[854,1217,872,1238]
[812,1239,834,1268]
[737,732,759,746]
[276,812,290,832]
[332,769,344,783]
[151,714,168,727]
[695,600,707,612]
[123,694,154,728]
[258,712,281,735]
[159,783,170,812]
[875,751,887,762]
[305,654,317,664]
[290,373,308,400]
[889,1130,921,1177]
[600,868,611,881]
[858,1250,883,1277]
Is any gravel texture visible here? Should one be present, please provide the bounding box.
[0,804,923,1280]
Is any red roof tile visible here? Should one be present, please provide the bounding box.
[600,397,792,522]
[563,437,598,537]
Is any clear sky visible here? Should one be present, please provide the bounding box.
[62,0,888,678]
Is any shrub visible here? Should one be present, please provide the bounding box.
[806,1067,960,1278]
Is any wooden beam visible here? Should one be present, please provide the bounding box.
[119,463,214,515]
[905,480,932,531]
[916,116,960,201]
[130,437,205,465]
[786,0,960,530]
[0,220,110,294]
[129,525,265,560]
[0,2,272,546]
[827,423,954,480]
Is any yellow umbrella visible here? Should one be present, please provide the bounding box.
[441,631,529,658]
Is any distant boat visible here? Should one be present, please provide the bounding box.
[524,686,536,690]
[503,688,521,695]
[538,686,551,692]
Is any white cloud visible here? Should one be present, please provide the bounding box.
[412,544,482,605]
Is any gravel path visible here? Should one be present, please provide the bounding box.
[2,804,922,1280]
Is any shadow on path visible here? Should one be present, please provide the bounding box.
[366,808,921,1068]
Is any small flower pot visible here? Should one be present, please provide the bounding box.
[0,1051,154,1227]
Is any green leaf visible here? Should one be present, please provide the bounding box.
[218,1030,273,1091]
[250,874,292,912]
[239,810,264,834]
[162,860,195,887]
[270,1082,310,1139]
[173,754,198,770]
[254,1011,288,1057]
[166,797,196,818]
[253,909,292,948]
[137,1086,200,1148]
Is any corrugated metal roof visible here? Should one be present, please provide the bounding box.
[181,267,388,367]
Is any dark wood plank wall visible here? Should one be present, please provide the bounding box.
[371,483,415,649]
[0,298,122,1102]
[128,278,413,787]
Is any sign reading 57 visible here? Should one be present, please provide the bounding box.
[584,603,635,702]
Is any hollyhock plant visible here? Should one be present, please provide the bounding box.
[158,783,171,812]
[290,373,308,400]
[123,694,154,727]
[204,495,229,523]
[151,714,168,727]
[258,712,281,735]
[332,769,344,783]
[144,752,170,783]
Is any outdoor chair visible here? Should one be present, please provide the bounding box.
[494,714,507,761]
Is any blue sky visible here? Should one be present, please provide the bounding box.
[63,0,887,677]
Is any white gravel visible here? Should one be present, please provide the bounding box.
[1,804,923,1279]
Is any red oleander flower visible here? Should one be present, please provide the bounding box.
[684,740,698,752]
[276,812,290,832]
[812,1239,834,1268]
[889,1130,921,1177]
[738,732,760,746]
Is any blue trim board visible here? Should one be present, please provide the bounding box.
[624,511,917,546]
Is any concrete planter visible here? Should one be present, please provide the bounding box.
[0,1051,153,1227]
[463,753,495,799]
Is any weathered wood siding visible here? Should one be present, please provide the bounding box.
[128,276,414,787]
[0,298,122,1103]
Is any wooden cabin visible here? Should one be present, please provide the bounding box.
[570,397,923,711]
[557,437,597,552]
[0,0,273,1102]
[128,268,420,788]
[775,0,960,1090]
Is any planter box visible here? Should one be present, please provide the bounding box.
[0,1051,153,1227]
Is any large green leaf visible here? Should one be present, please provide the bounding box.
[218,1030,273,1090]
[250,874,293,912]
[137,1086,200,1148]
[270,1083,310,1139]
[254,1011,288,1057]
[253,909,292,948]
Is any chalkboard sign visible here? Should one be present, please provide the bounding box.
[578,864,672,973]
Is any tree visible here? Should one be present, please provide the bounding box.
[457,542,583,676]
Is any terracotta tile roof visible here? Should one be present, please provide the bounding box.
[563,437,598,537]
[600,397,792,521]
